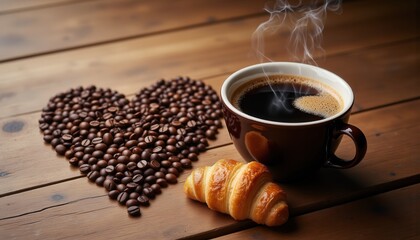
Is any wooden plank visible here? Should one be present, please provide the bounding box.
[1,39,419,195]
[0,0,83,13]
[0,0,266,61]
[0,0,418,118]
[0,99,419,239]
[318,40,420,112]
[217,184,420,240]
[0,112,231,196]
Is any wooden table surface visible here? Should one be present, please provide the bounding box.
[0,0,419,239]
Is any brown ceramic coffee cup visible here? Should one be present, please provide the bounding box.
[221,62,367,182]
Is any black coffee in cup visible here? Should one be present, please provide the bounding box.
[231,75,343,123]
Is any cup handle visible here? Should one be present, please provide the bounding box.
[325,122,367,168]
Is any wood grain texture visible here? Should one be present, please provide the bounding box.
[319,39,420,112]
[0,0,266,61]
[0,0,418,119]
[0,100,419,239]
[0,1,418,239]
[217,184,420,240]
[0,0,85,13]
[0,52,419,196]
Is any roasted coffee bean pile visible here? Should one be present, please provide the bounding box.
[39,77,223,217]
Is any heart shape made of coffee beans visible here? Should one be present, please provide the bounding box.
[39,77,223,217]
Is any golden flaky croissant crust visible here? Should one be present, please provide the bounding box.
[184,159,289,226]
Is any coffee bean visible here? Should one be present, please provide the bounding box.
[152,144,163,152]
[43,134,54,143]
[106,106,117,112]
[149,160,160,169]
[189,146,199,154]
[61,133,73,142]
[104,179,116,191]
[103,113,113,120]
[95,143,108,151]
[126,182,138,190]
[187,120,197,128]
[180,158,192,168]
[132,174,144,184]
[168,167,180,177]
[117,155,129,164]
[105,165,115,174]
[64,150,74,159]
[89,120,99,127]
[166,145,177,153]
[39,123,49,130]
[102,133,113,145]
[116,163,127,172]
[127,205,141,217]
[177,128,186,136]
[150,124,160,131]
[117,192,129,205]
[151,184,161,194]
[92,150,104,159]
[168,156,180,162]
[143,168,155,177]
[143,187,155,198]
[79,164,91,174]
[69,157,79,166]
[155,140,165,147]
[205,129,216,139]
[129,192,140,199]
[171,120,181,127]
[167,138,176,145]
[84,146,95,154]
[124,171,133,178]
[92,137,103,144]
[165,173,177,184]
[156,178,168,188]
[103,186,118,197]
[141,149,152,159]
[145,175,157,184]
[137,160,148,169]
[160,160,171,168]
[168,126,177,135]
[197,143,206,151]
[81,139,91,147]
[159,125,169,133]
[154,171,165,179]
[95,176,105,186]
[127,162,137,171]
[117,183,126,192]
[126,140,138,148]
[172,162,183,171]
[137,195,150,206]
[188,153,198,161]
[95,160,106,168]
[126,199,139,208]
[87,171,100,181]
[144,135,156,144]
[55,144,67,155]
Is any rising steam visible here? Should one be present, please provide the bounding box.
[252,0,342,65]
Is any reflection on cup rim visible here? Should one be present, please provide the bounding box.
[221,62,354,127]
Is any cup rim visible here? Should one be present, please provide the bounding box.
[221,62,354,126]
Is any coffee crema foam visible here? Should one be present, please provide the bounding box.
[231,74,343,120]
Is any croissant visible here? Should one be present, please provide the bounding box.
[184,159,289,226]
